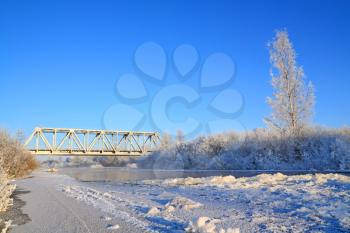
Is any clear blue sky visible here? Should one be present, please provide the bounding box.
[0,0,349,137]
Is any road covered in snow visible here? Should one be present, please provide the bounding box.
[60,171,350,233]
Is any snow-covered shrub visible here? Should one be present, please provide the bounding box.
[136,127,350,170]
[0,129,38,178]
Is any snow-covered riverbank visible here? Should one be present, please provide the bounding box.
[11,172,140,233]
[60,171,350,232]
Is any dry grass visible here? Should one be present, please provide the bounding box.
[0,129,38,178]
[0,165,16,212]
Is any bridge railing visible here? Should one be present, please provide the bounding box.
[24,127,160,156]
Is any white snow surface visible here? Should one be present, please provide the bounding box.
[60,172,350,232]
[186,216,240,233]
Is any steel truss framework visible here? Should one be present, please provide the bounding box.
[24,127,160,156]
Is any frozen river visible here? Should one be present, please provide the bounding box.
[59,167,349,182]
[52,167,350,232]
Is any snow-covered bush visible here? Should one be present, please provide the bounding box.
[137,127,350,170]
[0,129,38,178]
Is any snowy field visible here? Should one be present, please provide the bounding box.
[59,171,350,233]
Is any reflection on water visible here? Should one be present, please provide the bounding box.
[59,167,348,182]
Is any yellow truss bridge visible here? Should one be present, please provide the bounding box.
[24,127,160,156]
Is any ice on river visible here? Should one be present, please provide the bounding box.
[60,172,350,232]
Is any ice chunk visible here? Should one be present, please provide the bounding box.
[186,216,220,233]
[106,224,120,230]
[147,207,160,215]
[166,197,202,211]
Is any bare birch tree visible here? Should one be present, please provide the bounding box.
[265,30,315,136]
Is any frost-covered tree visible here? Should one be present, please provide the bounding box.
[265,30,315,136]
[160,132,173,148]
[176,130,185,144]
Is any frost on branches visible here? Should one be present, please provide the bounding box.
[265,30,315,137]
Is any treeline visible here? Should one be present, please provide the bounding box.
[138,127,350,170]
